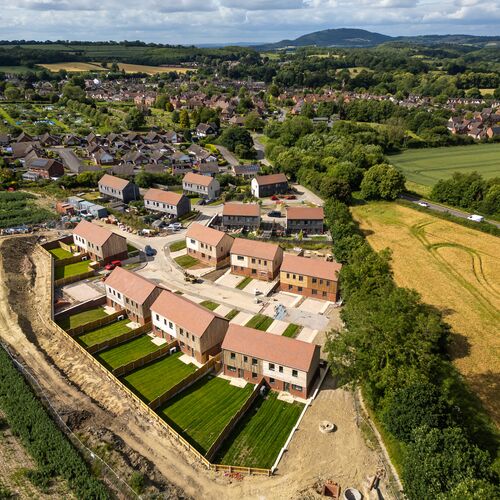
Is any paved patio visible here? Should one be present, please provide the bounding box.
[296,327,319,343]
[214,304,232,316]
[298,298,332,315]
[267,319,289,335]
[62,281,103,302]
[229,311,253,326]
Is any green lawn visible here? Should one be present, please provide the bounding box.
[282,324,301,338]
[77,319,132,348]
[56,307,108,330]
[54,260,91,280]
[225,310,239,321]
[215,392,303,468]
[200,300,219,311]
[246,314,274,332]
[96,335,162,370]
[174,254,199,269]
[236,276,253,290]
[48,247,73,260]
[170,240,187,252]
[390,143,500,188]
[122,352,197,402]
[158,376,253,454]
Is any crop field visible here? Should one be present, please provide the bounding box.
[352,201,500,424]
[48,247,73,260]
[389,143,500,190]
[54,260,91,280]
[96,335,162,370]
[77,319,132,348]
[56,306,108,330]
[0,192,55,229]
[215,392,303,468]
[38,62,195,74]
[122,352,197,402]
[158,375,253,454]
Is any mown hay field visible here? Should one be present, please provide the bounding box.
[352,202,500,424]
[38,62,195,74]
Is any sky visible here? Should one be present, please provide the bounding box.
[0,0,499,44]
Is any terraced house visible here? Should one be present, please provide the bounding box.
[185,223,234,268]
[280,254,341,301]
[182,172,220,200]
[222,203,261,230]
[143,188,191,218]
[151,290,229,363]
[105,267,162,325]
[222,324,320,398]
[72,220,128,264]
[286,206,324,235]
[98,173,140,203]
[230,238,283,281]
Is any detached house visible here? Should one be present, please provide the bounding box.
[222,203,260,231]
[230,238,283,281]
[251,173,288,198]
[286,207,324,235]
[143,188,191,218]
[195,122,218,138]
[182,172,220,200]
[222,324,320,398]
[185,223,234,268]
[26,158,64,179]
[280,254,341,301]
[105,267,161,325]
[98,174,139,203]
[151,290,229,363]
[73,220,128,264]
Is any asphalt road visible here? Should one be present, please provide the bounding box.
[214,144,239,167]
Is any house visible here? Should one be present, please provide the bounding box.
[151,290,229,363]
[98,174,140,203]
[143,189,191,218]
[73,220,128,264]
[195,122,218,138]
[26,158,64,179]
[187,144,217,163]
[185,223,233,268]
[221,324,320,398]
[38,132,60,146]
[280,254,341,301]
[182,172,220,200]
[251,173,288,198]
[104,267,161,325]
[232,164,259,179]
[222,203,260,230]
[93,148,114,166]
[286,207,324,235]
[230,238,283,281]
[197,162,219,177]
[487,126,500,138]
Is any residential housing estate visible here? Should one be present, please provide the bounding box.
[230,238,283,281]
[222,203,261,231]
[98,174,140,203]
[143,188,191,218]
[185,223,234,268]
[251,173,289,198]
[286,207,324,235]
[182,172,220,200]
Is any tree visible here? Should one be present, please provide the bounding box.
[320,176,351,203]
[218,126,255,156]
[179,109,190,129]
[360,163,405,200]
[4,86,20,100]
[171,110,180,123]
[61,84,86,102]
[125,108,145,130]
[244,112,264,131]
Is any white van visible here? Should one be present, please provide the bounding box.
[467,214,484,223]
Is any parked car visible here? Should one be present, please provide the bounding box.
[167,222,183,231]
[197,199,206,206]
[418,201,429,207]
[467,214,484,222]
[267,210,282,217]
[144,245,156,256]
[286,195,297,200]
[104,260,122,271]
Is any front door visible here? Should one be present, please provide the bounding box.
[238,368,243,377]
[284,382,290,392]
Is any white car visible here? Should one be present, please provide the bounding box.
[167,223,183,231]
[467,214,484,222]
[418,201,429,207]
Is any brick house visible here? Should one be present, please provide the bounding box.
[27,158,64,179]
[98,174,140,203]
[222,203,261,230]
[151,290,229,363]
[251,173,289,198]
[72,220,128,264]
[143,188,191,218]
[222,324,320,398]
[182,172,220,200]
[286,207,324,235]
[230,238,283,281]
[185,223,234,268]
[104,267,161,325]
[280,254,342,301]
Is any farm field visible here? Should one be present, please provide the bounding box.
[352,201,500,424]
[122,352,197,402]
[54,260,91,280]
[389,143,500,191]
[158,375,253,454]
[77,319,132,348]
[38,62,195,74]
[56,306,108,330]
[215,392,303,468]
[96,334,161,370]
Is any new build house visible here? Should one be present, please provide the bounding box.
[280,254,341,301]
[143,189,191,218]
[222,324,321,398]
[72,220,128,264]
[105,267,161,325]
[182,172,220,200]
[230,238,283,281]
[222,203,261,231]
[98,174,140,203]
[251,173,288,198]
[185,223,234,268]
[151,290,229,363]
[286,207,324,235]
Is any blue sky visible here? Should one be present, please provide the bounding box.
[0,1,498,43]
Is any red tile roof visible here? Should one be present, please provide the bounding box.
[73,220,123,247]
[105,267,158,305]
[183,171,214,187]
[144,188,184,205]
[222,203,260,217]
[186,223,231,247]
[287,206,324,220]
[98,173,130,190]
[254,173,288,186]
[281,254,341,281]
[231,237,281,260]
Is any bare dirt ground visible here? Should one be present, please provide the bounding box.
[0,234,396,500]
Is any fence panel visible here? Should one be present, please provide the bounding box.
[87,323,151,355]
[54,296,107,321]
[54,270,95,287]
[66,310,126,337]
[54,253,88,268]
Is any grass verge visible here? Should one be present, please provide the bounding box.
[245,314,274,331]
[174,255,199,269]
[236,276,253,290]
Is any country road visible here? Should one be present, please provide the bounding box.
[214,144,239,167]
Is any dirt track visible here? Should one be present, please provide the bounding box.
[0,235,395,500]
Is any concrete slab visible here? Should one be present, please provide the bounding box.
[180,293,204,304]
[103,305,116,315]
[170,248,187,259]
[151,337,167,346]
[179,354,203,368]
[214,304,232,317]
[218,373,248,388]
[267,291,300,308]
[126,321,140,329]
[215,269,243,288]
[296,327,318,343]
[230,311,253,326]
[299,298,332,314]
[267,319,289,335]
[243,277,278,297]
[62,281,104,302]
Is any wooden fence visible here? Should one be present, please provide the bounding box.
[66,310,126,337]
[54,296,107,321]
[87,323,151,356]
[54,253,88,268]
[148,354,221,411]
[54,270,95,287]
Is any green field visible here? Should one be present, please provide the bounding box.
[390,143,500,188]
[246,314,274,331]
[96,335,161,370]
[54,260,91,280]
[122,352,197,402]
[49,247,73,260]
[158,376,253,454]
[215,392,303,468]
[77,319,132,348]
[56,307,108,330]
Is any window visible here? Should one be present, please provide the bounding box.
[298,286,302,292]
[326,281,330,286]
[322,291,327,297]
[191,335,195,341]
[190,239,196,244]
[298,275,303,281]
[251,258,256,264]
[243,356,248,362]
[155,314,159,321]
[237,255,244,261]
[169,321,173,329]
[252,372,257,379]
[292,369,298,377]
[228,366,236,372]
[252,269,256,274]
[288,284,293,290]
[252,358,257,365]
[269,363,275,371]
[292,384,302,392]
[230,352,236,359]
[269,377,275,384]
[286,273,290,278]
[312,277,317,284]
[278,366,283,373]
